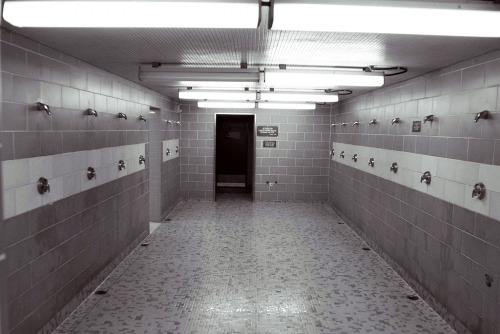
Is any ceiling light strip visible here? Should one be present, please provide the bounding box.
[198,101,316,110]
[3,0,259,28]
[180,89,339,103]
[270,0,500,37]
[264,69,384,88]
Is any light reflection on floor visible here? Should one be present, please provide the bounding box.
[55,199,455,334]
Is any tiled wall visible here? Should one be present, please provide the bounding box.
[179,104,331,201]
[329,49,500,334]
[0,28,173,333]
[148,107,180,223]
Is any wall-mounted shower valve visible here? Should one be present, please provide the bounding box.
[472,182,486,200]
[340,151,345,159]
[139,155,146,165]
[330,149,335,156]
[37,177,50,194]
[166,148,171,156]
[341,123,347,127]
[420,171,431,185]
[368,158,375,167]
[352,154,358,162]
[87,108,98,117]
[369,119,377,125]
[390,162,398,173]
[87,167,97,180]
[139,115,147,122]
[118,160,126,170]
[391,118,400,125]
[352,121,360,126]
[118,112,127,120]
[175,146,179,153]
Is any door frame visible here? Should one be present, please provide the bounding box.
[213,113,256,201]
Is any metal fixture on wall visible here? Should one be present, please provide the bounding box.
[166,148,171,156]
[166,120,173,124]
[369,119,377,125]
[118,113,127,120]
[175,146,179,153]
[368,158,375,167]
[341,123,347,127]
[118,160,126,170]
[139,115,147,122]
[87,167,96,180]
[37,102,51,115]
[352,154,358,162]
[37,177,50,194]
[86,108,98,117]
[139,155,146,165]
[352,121,360,126]
[330,149,335,156]
[423,114,434,123]
[420,171,431,185]
[390,162,398,173]
[340,151,345,159]
[474,110,489,122]
[175,121,181,125]
[391,118,400,125]
[472,182,486,200]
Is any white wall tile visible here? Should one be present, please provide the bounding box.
[63,173,81,197]
[15,183,42,215]
[28,155,53,184]
[2,159,29,190]
[3,188,16,218]
[444,180,465,207]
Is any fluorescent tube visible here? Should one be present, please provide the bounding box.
[260,91,338,103]
[271,0,500,37]
[3,0,259,28]
[265,69,384,89]
[198,101,255,109]
[179,89,256,101]
[258,102,316,110]
[140,71,259,83]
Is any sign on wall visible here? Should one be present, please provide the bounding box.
[263,141,277,148]
[257,126,279,137]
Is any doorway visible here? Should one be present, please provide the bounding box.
[215,114,255,200]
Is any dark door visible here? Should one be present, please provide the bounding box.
[215,114,254,197]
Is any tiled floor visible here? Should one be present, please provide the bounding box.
[54,198,455,334]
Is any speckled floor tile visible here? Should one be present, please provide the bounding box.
[54,198,455,334]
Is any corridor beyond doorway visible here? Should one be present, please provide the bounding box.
[55,199,454,334]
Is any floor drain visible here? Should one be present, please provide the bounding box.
[166,218,172,222]
[338,222,344,225]
[94,290,107,295]
[141,243,149,247]
[407,295,419,301]
[362,247,371,251]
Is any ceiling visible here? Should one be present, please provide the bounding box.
[4,2,500,101]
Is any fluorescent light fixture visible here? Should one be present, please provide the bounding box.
[3,0,259,28]
[198,101,255,109]
[271,0,500,37]
[140,71,259,83]
[179,89,255,101]
[260,91,338,103]
[265,69,384,89]
[258,102,316,110]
